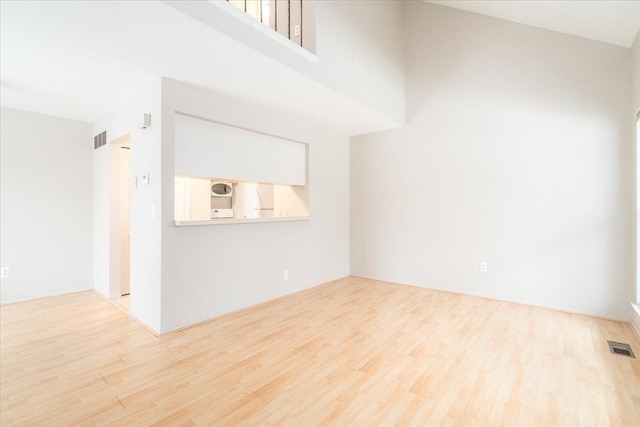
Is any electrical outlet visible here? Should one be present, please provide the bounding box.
[284,270,289,280]
[480,261,488,273]
[1,267,9,278]
[294,25,300,37]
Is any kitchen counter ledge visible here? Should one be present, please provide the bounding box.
[174,216,311,227]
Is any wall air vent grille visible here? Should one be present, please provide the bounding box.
[94,131,107,149]
[606,340,635,358]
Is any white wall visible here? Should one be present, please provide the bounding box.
[0,108,92,303]
[633,31,640,115]
[92,141,111,298]
[164,0,405,125]
[351,3,634,320]
[174,114,307,185]
[633,30,640,306]
[93,77,162,332]
[160,78,349,332]
[312,0,405,123]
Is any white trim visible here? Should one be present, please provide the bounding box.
[158,276,348,335]
[631,303,640,339]
[175,111,309,146]
[350,274,631,322]
[175,216,310,227]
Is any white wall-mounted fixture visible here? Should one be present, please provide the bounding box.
[137,113,151,129]
[480,261,488,273]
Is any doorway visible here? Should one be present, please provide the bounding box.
[120,143,130,297]
[110,136,131,313]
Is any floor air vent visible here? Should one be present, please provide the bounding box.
[607,340,635,358]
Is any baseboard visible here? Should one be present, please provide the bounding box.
[158,276,351,336]
[349,274,629,323]
[92,288,109,300]
[92,289,161,337]
[128,311,161,337]
[0,288,93,305]
[631,303,640,341]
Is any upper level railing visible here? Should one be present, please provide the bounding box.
[226,0,316,54]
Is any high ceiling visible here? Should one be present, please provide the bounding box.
[0,0,398,135]
[427,0,640,48]
[1,1,638,132]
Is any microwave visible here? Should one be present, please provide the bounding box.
[211,182,232,197]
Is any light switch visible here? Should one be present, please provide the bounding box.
[142,174,150,185]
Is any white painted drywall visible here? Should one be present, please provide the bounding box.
[188,177,211,221]
[174,115,306,185]
[164,0,405,125]
[93,139,110,298]
[0,108,92,303]
[632,304,640,338]
[160,78,349,332]
[351,3,634,320]
[313,0,405,123]
[2,0,402,135]
[274,184,309,218]
[633,30,640,306]
[633,31,640,114]
[93,77,163,333]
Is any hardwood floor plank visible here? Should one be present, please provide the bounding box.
[1,277,639,425]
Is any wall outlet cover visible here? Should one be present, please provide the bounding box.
[480,262,488,272]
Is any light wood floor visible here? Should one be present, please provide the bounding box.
[1,277,639,426]
[111,294,130,313]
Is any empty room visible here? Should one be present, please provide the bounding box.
[1,0,639,425]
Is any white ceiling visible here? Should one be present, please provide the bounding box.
[1,1,638,132]
[427,0,640,48]
[0,0,397,135]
